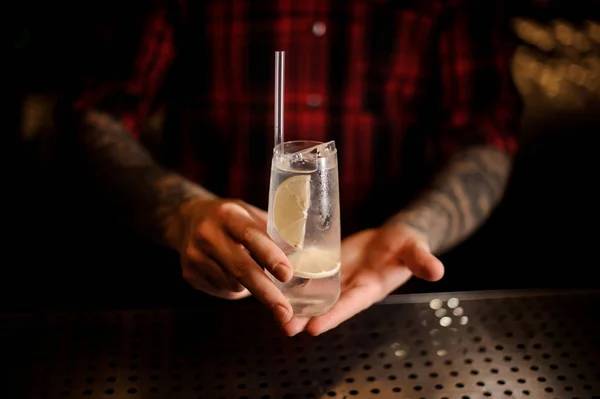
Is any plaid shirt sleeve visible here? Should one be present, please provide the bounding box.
[437,0,521,157]
[74,1,176,139]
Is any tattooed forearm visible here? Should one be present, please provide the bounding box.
[388,145,513,254]
[78,110,215,245]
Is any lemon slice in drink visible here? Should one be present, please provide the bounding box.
[288,247,341,279]
[273,175,311,248]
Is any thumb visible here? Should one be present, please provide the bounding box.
[398,239,444,281]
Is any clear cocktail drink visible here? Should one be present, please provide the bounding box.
[267,140,341,317]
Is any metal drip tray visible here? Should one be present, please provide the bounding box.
[1,290,599,398]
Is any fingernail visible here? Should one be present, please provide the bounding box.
[273,263,292,282]
[273,304,291,324]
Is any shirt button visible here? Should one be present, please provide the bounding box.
[312,21,327,37]
[307,94,323,108]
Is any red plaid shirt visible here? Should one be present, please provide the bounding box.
[75,0,520,235]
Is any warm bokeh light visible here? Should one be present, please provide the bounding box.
[512,18,599,109]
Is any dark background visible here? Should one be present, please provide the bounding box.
[3,0,600,313]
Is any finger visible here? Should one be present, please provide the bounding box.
[281,316,310,337]
[182,266,250,299]
[185,245,245,292]
[221,204,293,283]
[307,284,379,336]
[182,266,213,291]
[196,278,251,300]
[399,241,445,281]
[198,256,247,293]
[239,202,268,227]
[203,226,293,324]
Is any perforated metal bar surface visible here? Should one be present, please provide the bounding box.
[1,290,599,399]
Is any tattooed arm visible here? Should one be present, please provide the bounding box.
[285,146,513,336]
[384,0,519,255]
[388,145,512,254]
[78,110,216,246]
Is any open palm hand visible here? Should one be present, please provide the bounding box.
[282,225,444,336]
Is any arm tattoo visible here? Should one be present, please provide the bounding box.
[78,110,214,245]
[388,145,513,254]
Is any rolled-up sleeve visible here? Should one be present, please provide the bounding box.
[437,0,521,157]
[74,1,177,139]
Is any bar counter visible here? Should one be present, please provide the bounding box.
[1,289,598,398]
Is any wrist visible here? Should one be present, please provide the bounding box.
[164,210,184,251]
[383,210,435,251]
